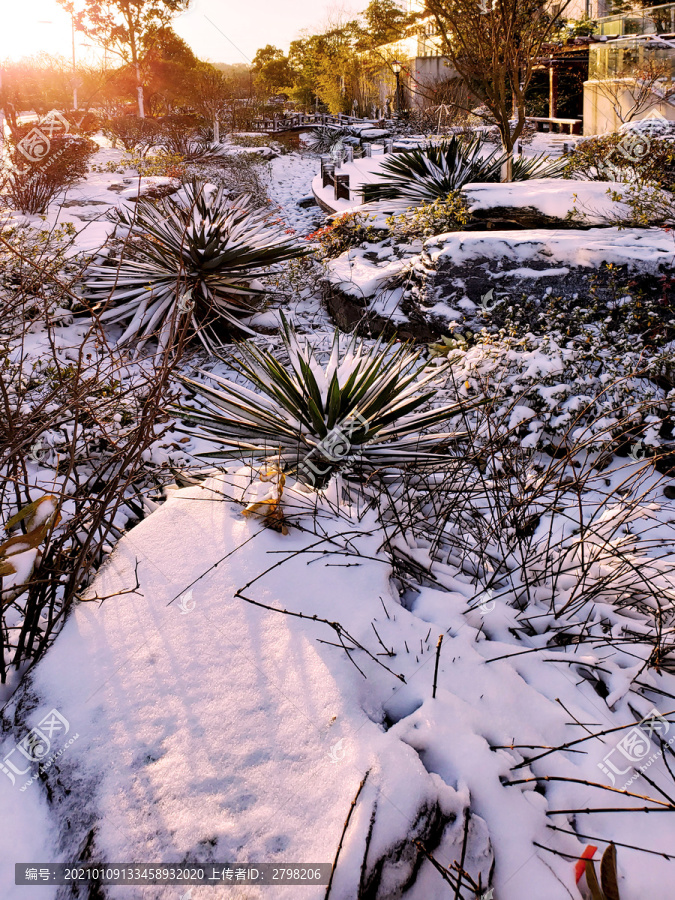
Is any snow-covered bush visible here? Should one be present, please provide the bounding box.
[199,153,273,207]
[433,331,674,455]
[311,210,382,258]
[619,117,675,139]
[101,115,161,152]
[387,192,470,239]
[84,181,311,352]
[155,113,215,161]
[461,264,675,350]
[0,222,80,318]
[175,319,470,487]
[0,249,188,684]
[564,132,675,191]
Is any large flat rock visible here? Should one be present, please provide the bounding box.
[420,227,675,315]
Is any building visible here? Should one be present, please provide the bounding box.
[583,3,675,133]
[370,0,675,133]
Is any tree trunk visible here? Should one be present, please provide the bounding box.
[135,63,145,118]
[213,117,220,143]
[500,121,514,182]
[125,4,145,119]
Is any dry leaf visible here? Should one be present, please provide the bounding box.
[242,471,288,535]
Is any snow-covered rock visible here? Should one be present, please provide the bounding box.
[420,226,675,315]
[463,178,638,227]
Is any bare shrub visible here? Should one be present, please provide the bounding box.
[102,115,161,152]
[0,223,189,687]
[1,134,98,215]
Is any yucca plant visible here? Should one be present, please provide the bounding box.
[511,152,568,181]
[305,125,360,154]
[360,136,567,205]
[175,318,471,488]
[83,181,311,352]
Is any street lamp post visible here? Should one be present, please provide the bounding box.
[38,16,79,110]
[0,66,4,144]
[71,13,78,111]
[391,60,402,115]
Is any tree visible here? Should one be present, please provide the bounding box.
[259,57,295,95]
[288,35,322,108]
[192,66,230,141]
[57,0,190,117]
[593,57,675,124]
[357,0,416,50]
[140,27,203,115]
[426,0,571,179]
[252,45,284,73]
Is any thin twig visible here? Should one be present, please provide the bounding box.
[324,770,370,900]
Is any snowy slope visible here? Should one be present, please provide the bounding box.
[3,469,675,900]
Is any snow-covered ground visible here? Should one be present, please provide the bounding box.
[4,464,675,899]
[2,133,675,900]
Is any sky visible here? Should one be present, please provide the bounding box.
[0,0,364,66]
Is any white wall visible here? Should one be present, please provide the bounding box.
[583,79,675,133]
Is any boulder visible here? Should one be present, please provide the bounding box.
[420,226,675,313]
[462,179,636,229]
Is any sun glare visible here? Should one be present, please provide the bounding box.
[0,0,89,62]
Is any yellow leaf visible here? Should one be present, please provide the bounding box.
[5,495,59,534]
[0,559,17,578]
[241,472,288,535]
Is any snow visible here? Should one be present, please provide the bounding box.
[426,226,675,272]
[464,178,637,224]
[3,130,675,900]
[268,153,324,236]
[2,467,674,898]
[311,150,392,213]
[326,251,408,298]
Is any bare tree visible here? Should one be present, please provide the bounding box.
[426,0,571,179]
[193,68,230,143]
[593,57,675,124]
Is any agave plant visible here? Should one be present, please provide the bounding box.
[83,181,310,352]
[305,125,360,154]
[360,136,567,205]
[175,319,471,488]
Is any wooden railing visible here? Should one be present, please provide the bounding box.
[251,113,381,133]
